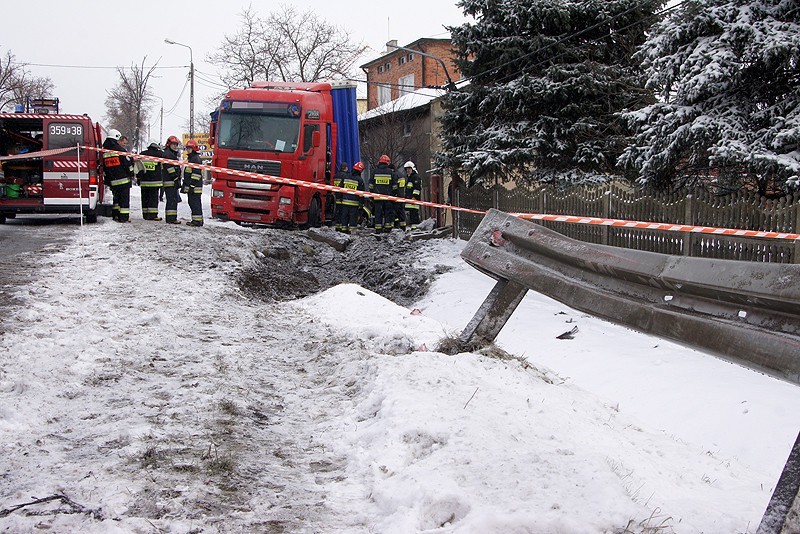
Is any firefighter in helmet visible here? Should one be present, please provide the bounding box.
[369,154,395,233]
[137,140,164,220]
[181,139,204,226]
[161,135,182,224]
[339,161,365,233]
[101,129,133,222]
[403,161,422,230]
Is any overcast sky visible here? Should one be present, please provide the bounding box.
[3,0,468,141]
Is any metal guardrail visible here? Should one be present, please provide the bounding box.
[459,209,800,532]
[460,209,800,383]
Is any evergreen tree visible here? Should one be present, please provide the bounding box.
[437,0,663,186]
[620,0,800,195]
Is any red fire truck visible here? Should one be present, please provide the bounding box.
[209,81,360,227]
[0,112,106,224]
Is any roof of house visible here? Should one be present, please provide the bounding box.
[359,38,453,69]
[357,87,446,122]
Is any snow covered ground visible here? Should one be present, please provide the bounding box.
[1,187,799,533]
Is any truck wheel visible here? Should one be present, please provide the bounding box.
[84,211,98,224]
[308,196,322,228]
[0,213,6,224]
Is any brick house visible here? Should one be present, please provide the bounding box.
[360,38,460,110]
[358,38,461,224]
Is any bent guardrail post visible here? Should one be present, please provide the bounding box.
[457,278,528,345]
[460,209,800,383]
[758,431,800,533]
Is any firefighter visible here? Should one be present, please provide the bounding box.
[392,162,408,230]
[333,162,349,232]
[137,141,164,220]
[340,161,365,233]
[369,154,395,233]
[403,160,422,230]
[162,135,182,224]
[181,139,204,227]
[101,129,133,222]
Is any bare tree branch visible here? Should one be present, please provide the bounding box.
[208,3,367,88]
[104,57,158,151]
[0,48,55,112]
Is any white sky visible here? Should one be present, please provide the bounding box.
[1,188,799,531]
[2,0,468,140]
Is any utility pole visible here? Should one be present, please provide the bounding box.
[165,38,195,139]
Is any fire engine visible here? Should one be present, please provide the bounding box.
[209,81,360,227]
[0,111,106,224]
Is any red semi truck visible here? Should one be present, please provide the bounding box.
[0,112,106,224]
[209,81,360,227]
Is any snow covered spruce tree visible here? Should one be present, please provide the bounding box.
[437,0,664,187]
[620,0,800,195]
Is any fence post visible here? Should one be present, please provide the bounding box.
[493,185,500,210]
[453,187,460,239]
[794,197,800,264]
[601,189,611,246]
[683,193,695,257]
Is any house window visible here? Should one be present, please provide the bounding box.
[384,62,391,71]
[399,56,406,65]
[378,84,391,106]
[378,65,384,74]
[408,53,414,61]
[398,74,415,97]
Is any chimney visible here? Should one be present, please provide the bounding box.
[385,40,398,54]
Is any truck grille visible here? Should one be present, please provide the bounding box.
[228,158,281,176]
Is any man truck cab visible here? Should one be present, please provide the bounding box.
[0,113,106,224]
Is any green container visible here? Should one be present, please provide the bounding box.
[6,184,21,198]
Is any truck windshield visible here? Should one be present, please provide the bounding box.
[217,111,300,153]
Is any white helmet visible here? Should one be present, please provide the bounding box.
[404,160,416,171]
[107,129,122,141]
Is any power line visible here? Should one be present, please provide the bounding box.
[17,61,188,70]
[164,78,189,115]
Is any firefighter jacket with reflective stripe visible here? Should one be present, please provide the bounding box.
[137,146,164,187]
[183,151,203,193]
[162,146,181,187]
[333,170,349,203]
[341,171,365,206]
[369,163,395,197]
[102,138,132,187]
[404,170,422,208]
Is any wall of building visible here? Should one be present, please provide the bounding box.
[362,40,459,110]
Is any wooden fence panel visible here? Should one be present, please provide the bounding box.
[453,182,799,263]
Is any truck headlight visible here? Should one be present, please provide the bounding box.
[279,197,292,205]
[212,189,224,198]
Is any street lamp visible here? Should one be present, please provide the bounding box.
[164,38,194,139]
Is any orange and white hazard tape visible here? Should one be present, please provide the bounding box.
[8,145,798,241]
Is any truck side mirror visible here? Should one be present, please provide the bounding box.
[209,122,216,147]
[312,130,320,148]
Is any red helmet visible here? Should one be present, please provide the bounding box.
[185,139,199,150]
[166,135,180,146]
[353,161,364,172]
[378,154,391,164]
